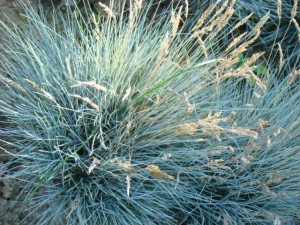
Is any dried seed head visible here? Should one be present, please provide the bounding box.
[125,121,132,135]
[215,146,234,152]
[67,198,81,218]
[0,74,25,92]
[126,175,131,197]
[227,127,259,139]
[91,13,101,41]
[244,139,255,153]
[91,12,97,26]
[197,138,211,144]
[66,55,72,78]
[88,157,101,175]
[198,37,208,57]
[278,44,285,73]
[277,192,288,198]
[119,162,132,172]
[222,68,266,91]
[246,103,254,109]
[146,165,174,180]
[208,159,232,171]
[244,52,265,67]
[211,159,224,164]
[71,81,107,92]
[273,128,283,137]
[267,136,271,148]
[257,182,272,194]
[291,0,298,19]
[252,13,270,33]
[196,112,227,140]
[176,112,257,140]
[257,212,274,219]
[253,92,262,98]
[192,0,221,31]
[170,7,183,37]
[161,154,172,160]
[267,177,283,185]
[241,155,254,165]
[292,18,300,41]
[175,122,198,135]
[110,158,132,172]
[223,213,229,225]
[122,86,132,102]
[256,118,272,132]
[26,79,57,103]
[229,111,236,123]
[160,32,170,59]
[249,72,267,91]
[69,94,100,112]
[288,69,300,85]
[185,0,189,18]
[225,32,248,52]
[274,216,282,225]
[241,156,250,165]
[277,0,282,20]
[183,92,195,113]
[230,13,253,34]
[134,0,143,12]
[206,7,235,41]
[228,14,268,59]
[97,2,116,19]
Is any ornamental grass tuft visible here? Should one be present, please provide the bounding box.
[0,0,299,224]
[193,0,300,68]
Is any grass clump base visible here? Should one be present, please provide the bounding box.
[0,1,300,224]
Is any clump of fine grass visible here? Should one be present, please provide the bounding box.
[190,0,300,69]
[0,0,299,224]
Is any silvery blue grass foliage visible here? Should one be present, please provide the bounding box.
[0,0,299,224]
[193,0,300,68]
[233,0,299,48]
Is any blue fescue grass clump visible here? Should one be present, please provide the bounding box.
[193,0,300,66]
[0,1,300,224]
